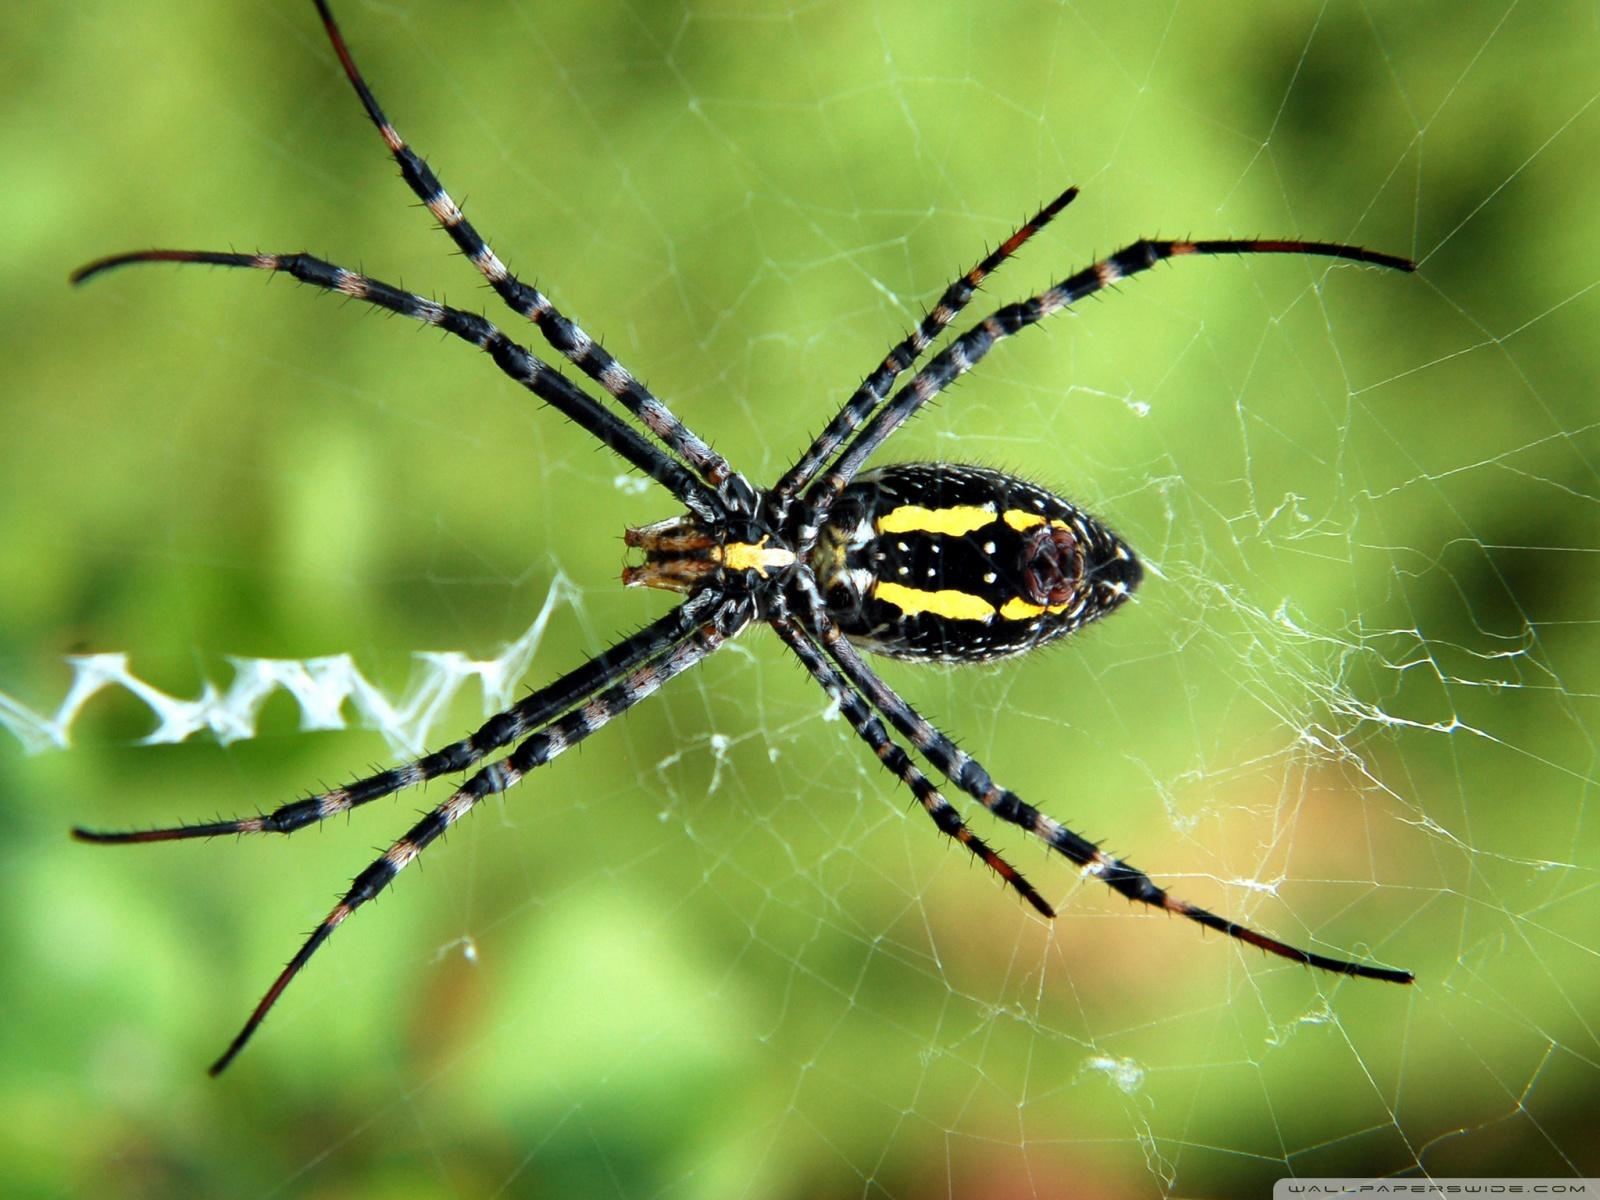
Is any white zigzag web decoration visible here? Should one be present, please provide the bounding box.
[0,573,582,757]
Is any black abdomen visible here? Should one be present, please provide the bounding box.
[813,464,1142,661]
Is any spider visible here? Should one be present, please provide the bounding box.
[72,0,1416,1075]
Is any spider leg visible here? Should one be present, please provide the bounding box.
[774,186,1079,502]
[309,1,737,495]
[769,612,1053,917]
[206,598,737,1074]
[798,594,1412,985]
[73,601,710,845]
[71,249,717,519]
[807,236,1417,506]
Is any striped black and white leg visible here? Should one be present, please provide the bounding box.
[309,0,736,494]
[807,237,1417,506]
[70,249,718,518]
[806,606,1414,985]
[73,602,709,846]
[202,604,731,1074]
[769,613,1053,917]
[774,185,1080,502]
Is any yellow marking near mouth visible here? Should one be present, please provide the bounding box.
[721,537,797,576]
[873,581,995,622]
[876,504,996,537]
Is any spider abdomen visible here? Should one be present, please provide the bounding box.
[814,463,1142,662]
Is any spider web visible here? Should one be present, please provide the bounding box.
[4,0,1597,1196]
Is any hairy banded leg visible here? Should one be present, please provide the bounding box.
[799,598,1413,984]
[774,186,1079,503]
[70,249,718,519]
[309,0,735,494]
[808,237,1417,506]
[73,600,709,845]
[769,612,1052,917]
[206,603,734,1074]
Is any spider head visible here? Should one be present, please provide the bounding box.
[623,514,798,596]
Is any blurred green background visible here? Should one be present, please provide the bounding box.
[3,1,1597,1196]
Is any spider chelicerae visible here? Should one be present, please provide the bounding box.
[73,0,1417,1075]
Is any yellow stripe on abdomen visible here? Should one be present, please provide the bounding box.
[1002,510,1046,532]
[872,580,995,622]
[999,596,1066,620]
[876,504,996,537]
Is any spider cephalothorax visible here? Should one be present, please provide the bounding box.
[72,0,1416,1075]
